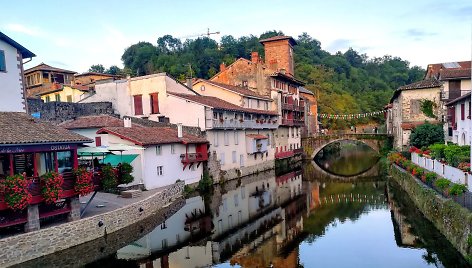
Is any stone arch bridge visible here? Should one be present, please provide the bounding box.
[302,134,392,160]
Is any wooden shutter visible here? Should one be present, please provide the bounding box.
[0,50,5,71]
[461,103,465,120]
[134,95,143,115]
[95,137,102,146]
[449,106,456,129]
[150,93,159,114]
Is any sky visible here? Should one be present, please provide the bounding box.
[1,0,471,73]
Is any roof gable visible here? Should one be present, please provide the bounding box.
[0,32,35,58]
[195,79,272,100]
[25,63,76,75]
[59,115,128,129]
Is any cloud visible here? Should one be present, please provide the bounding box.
[326,39,353,53]
[404,28,437,41]
[4,23,42,37]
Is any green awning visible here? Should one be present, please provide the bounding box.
[103,154,138,166]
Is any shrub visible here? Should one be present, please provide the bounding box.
[1,174,32,210]
[434,178,451,190]
[101,165,118,191]
[73,168,94,196]
[424,172,437,184]
[428,143,447,159]
[41,172,64,204]
[119,163,134,184]
[444,145,470,167]
[448,183,467,196]
[409,123,444,148]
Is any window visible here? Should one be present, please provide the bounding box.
[241,186,246,199]
[220,152,225,165]
[191,164,196,171]
[45,96,50,103]
[223,198,228,212]
[240,154,244,167]
[57,151,73,173]
[156,145,162,155]
[234,131,238,145]
[0,50,5,72]
[133,95,143,115]
[95,137,102,146]
[157,166,163,176]
[410,99,420,116]
[232,151,237,163]
[162,239,168,249]
[234,194,239,207]
[224,131,229,146]
[242,80,248,87]
[171,144,175,154]
[150,93,159,114]
[213,112,218,119]
[66,95,72,103]
[461,103,465,120]
[469,101,471,119]
[257,100,260,108]
[55,94,61,102]
[264,102,268,110]
[200,85,205,91]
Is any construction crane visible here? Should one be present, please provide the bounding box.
[179,28,221,40]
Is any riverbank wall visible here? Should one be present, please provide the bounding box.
[389,164,472,260]
[0,182,184,267]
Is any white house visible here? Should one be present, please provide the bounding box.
[445,92,471,145]
[0,32,36,112]
[96,124,208,189]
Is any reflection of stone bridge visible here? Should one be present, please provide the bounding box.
[302,134,392,159]
[308,161,380,181]
[317,193,387,207]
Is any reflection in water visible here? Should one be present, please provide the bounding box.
[315,140,380,177]
[18,160,470,267]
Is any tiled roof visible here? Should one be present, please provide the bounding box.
[446,92,472,107]
[398,78,442,90]
[59,115,128,129]
[390,78,442,103]
[25,63,76,75]
[75,72,122,78]
[259,36,297,46]
[196,80,272,100]
[425,61,471,79]
[96,127,208,146]
[268,72,305,86]
[440,68,471,80]
[168,93,278,115]
[38,83,90,96]
[0,32,35,58]
[298,87,314,95]
[0,112,91,145]
[401,121,439,130]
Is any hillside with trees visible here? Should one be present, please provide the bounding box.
[99,31,425,129]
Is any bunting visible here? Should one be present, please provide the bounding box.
[318,110,387,119]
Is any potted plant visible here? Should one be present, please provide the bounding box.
[434,178,451,196]
[101,165,118,191]
[448,183,467,196]
[41,172,64,204]
[1,174,32,210]
[73,168,94,196]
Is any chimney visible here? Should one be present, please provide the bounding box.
[220,62,226,72]
[123,116,132,128]
[177,123,183,138]
[280,68,286,75]
[251,52,259,63]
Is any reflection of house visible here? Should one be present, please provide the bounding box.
[0,112,91,231]
[210,36,306,157]
[117,196,213,268]
[96,123,208,189]
[24,63,76,98]
[39,84,91,103]
[0,32,36,112]
[387,78,442,150]
[445,93,471,145]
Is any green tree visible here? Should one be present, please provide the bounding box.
[409,123,444,148]
[105,65,122,75]
[89,64,105,73]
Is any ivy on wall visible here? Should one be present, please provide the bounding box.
[420,99,437,118]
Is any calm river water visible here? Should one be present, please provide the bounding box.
[18,141,470,268]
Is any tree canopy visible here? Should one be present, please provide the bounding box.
[119,31,424,129]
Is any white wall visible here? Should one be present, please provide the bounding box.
[162,95,206,130]
[71,128,100,146]
[0,40,24,112]
[450,99,472,146]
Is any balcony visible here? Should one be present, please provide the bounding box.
[211,119,278,130]
[275,150,294,159]
[180,152,208,163]
[282,103,294,110]
[281,118,294,126]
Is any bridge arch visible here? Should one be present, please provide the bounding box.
[309,160,380,181]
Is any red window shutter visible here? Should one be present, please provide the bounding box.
[150,93,159,114]
[461,103,465,120]
[134,95,143,115]
[450,106,456,129]
[95,137,101,146]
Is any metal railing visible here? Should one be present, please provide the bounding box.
[211,119,278,129]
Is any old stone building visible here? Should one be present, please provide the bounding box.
[24,63,76,98]
[387,78,442,150]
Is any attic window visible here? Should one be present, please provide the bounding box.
[200,85,205,91]
[242,81,248,87]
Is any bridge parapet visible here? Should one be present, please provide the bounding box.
[302,133,392,160]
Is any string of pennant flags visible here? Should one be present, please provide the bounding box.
[318,109,387,119]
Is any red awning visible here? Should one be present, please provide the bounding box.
[246,134,268,139]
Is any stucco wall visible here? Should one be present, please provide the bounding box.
[0,40,24,112]
[450,99,472,146]
[40,86,86,103]
[163,95,206,130]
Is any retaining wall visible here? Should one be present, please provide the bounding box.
[389,165,472,259]
[0,182,184,267]
[411,153,471,188]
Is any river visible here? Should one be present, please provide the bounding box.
[18,141,470,268]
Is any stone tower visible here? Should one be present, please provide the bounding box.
[260,36,297,77]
